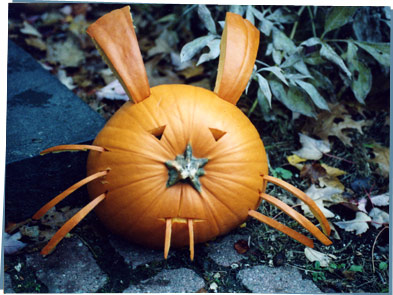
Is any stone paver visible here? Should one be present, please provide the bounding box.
[207,234,248,267]
[4,273,15,293]
[237,265,321,293]
[25,236,108,293]
[109,235,164,269]
[124,268,205,293]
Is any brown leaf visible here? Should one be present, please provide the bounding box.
[368,143,389,178]
[234,239,249,254]
[300,162,327,183]
[303,104,372,147]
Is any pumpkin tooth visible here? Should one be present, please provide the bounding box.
[32,170,108,220]
[260,193,332,246]
[188,219,194,261]
[248,209,314,248]
[40,144,107,155]
[263,175,331,236]
[164,218,172,259]
[41,193,106,256]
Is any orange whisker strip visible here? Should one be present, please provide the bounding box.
[263,175,331,236]
[32,170,108,220]
[164,218,172,259]
[260,193,332,246]
[40,144,107,155]
[41,193,106,255]
[188,219,194,261]
[248,209,314,248]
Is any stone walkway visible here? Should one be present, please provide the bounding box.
[4,232,322,293]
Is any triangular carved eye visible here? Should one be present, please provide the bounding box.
[148,125,166,140]
[209,128,227,142]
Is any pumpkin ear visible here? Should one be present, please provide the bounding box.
[214,12,260,105]
[87,6,150,103]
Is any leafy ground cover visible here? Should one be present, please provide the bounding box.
[6,3,390,293]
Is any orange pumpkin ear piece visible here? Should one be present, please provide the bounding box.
[214,12,260,105]
[86,6,150,103]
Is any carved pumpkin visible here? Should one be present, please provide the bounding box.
[33,6,331,260]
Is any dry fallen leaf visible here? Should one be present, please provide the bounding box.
[47,37,85,67]
[370,192,390,206]
[300,162,327,183]
[25,37,47,51]
[234,239,249,254]
[293,133,331,160]
[304,247,336,267]
[304,104,371,147]
[334,212,371,235]
[301,184,344,218]
[368,143,389,178]
[369,208,389,229]
[96,79,129,101]
[20,21,42,38]
[4,232,27,255]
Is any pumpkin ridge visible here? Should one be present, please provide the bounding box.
[205,172,262,195]
[201,185,240,234]
[107,172,164,194]
[202,181,245,221]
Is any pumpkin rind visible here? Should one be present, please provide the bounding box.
[86,6,150,103]
[86,84,268,248]
[214,12,260,105]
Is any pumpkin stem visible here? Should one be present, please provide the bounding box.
[260,193,332,246]
[165,143,208,193]
[32,170,109,220]
[41,193,106,255]
[248,209,314,248]
[263,175,331,236]
[164,218,172,259]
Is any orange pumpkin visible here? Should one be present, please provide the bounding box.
[33,6,331,260]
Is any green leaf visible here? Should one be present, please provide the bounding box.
[197,5,216,35]
[295,80,330,110]
[272,28,296,55]
[180,35,216,63]
[349,265,363,272]
[309,68,334,91]
[261,66,289,86]
[266,8,296,24]
[197,38,220,65]
[354,41,390,66]
[256,73,272,106]
[320,42,352,78]
[301,37,322,47]
[269,80,315,117]
[322,7,358,38]
[379,261,388,271]
[271,167,293,179]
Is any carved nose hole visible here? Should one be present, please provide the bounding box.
[209,128,227,142]
[148,125,166,140]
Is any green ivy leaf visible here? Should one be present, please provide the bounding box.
[272,28,296,55]
[322,7,358,38]
[269,80,315,117]
[256,73,272,107]
[197,5,217,35]
[257,88,276,121]
[180,35,216,63]
[196,39,220,65]
[261,66,289,86]
[354,41,390,66]
[295,80,330,110]
[320,42,352,78]
[350,59,372,104]
[246,5,255,25]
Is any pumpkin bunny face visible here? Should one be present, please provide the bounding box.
[33,6,331,260]
[86,84,268,249]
